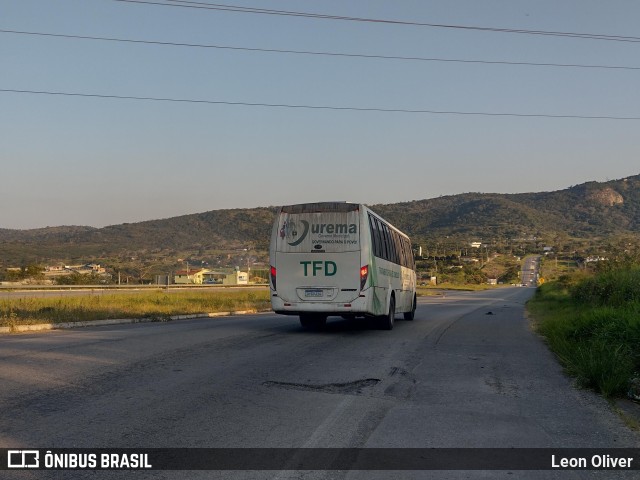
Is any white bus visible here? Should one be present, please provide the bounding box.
[269,202,416,330]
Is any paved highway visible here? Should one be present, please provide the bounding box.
[521,256,540,287]
[1,288,638,479]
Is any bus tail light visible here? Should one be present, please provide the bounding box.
[360,265,368,290]
[270,266,277,290]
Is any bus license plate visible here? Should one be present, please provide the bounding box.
[304,289,323,298]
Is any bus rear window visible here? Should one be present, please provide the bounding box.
[277,211,360,253]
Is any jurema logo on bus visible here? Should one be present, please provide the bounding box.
[281,220,358,247]
[281,220,310,246]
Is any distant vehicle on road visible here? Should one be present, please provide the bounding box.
[269,202,416,330]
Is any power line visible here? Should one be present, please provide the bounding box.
[112,0,640,43]
[2,88,639,120]
[3,28,640,72]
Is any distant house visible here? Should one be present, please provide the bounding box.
[460,257,480,263]
[58,264,106,275]
[45,265,65,272]
[175,269,249,285]
[585,256,607,263]
[86,263,106,274]
[222,270,248,286]
[202,272,226,284]
[174,268,206,284]
[470,242,482,249]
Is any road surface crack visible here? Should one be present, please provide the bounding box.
[262,378,380,395]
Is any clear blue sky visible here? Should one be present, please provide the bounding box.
[2,0,639,229]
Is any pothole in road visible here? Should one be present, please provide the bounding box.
[262,378,380,395]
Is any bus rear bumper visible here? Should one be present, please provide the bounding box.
[271,292,374,316]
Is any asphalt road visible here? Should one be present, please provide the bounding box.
[1,287,638,479]
[521,256,540,287]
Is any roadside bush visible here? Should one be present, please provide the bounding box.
[567,340,634,397]
[498,265,520,284]
[554,271,590,291]
[571,267,640,307]
[531,271,640,398]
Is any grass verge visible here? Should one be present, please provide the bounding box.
[0,289,271,327]
[528,271,640,399]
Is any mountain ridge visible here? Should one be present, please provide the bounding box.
[1,174,638,264]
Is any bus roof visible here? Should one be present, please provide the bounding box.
[280,202,359,214]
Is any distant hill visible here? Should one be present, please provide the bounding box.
[372,174,640,240]
[1,175,639,265]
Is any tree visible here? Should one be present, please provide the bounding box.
[55,272,107,285]
[24,264,45,281]
[464,266,488,285]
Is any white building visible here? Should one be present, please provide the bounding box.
[223,271,248,285]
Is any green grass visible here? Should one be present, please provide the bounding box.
[528,270,640,398]
[0,289,271,327]
[538,257,580,283]
[572,267,640,307]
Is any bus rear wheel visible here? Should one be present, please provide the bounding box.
[379,295,395,330]
[404,294,417,321]
[299,314,327,330]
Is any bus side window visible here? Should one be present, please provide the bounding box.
[381,223,394,264]
[378,221,387,260]
[398,232,406,266]
[389,229,397,264]
[407,239,416,269]
[391,229,400,265]
[377,219,388,260]
[369,214,381,258]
